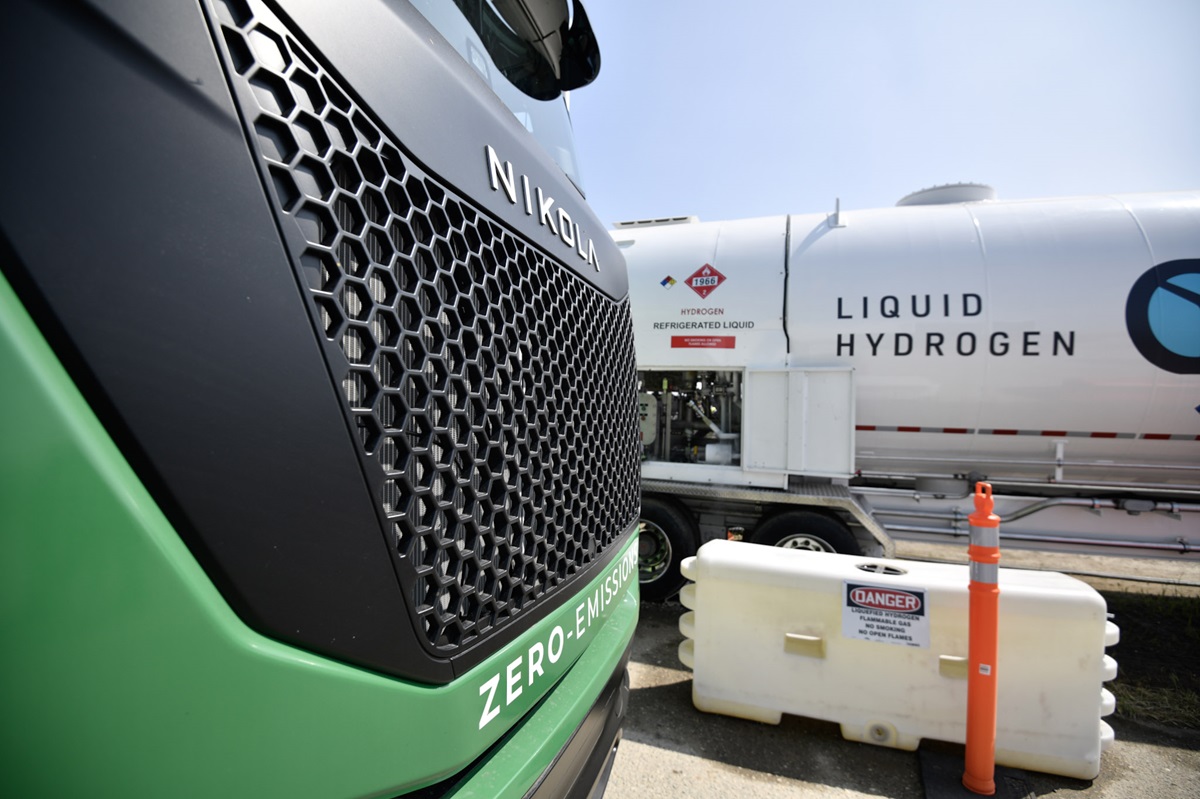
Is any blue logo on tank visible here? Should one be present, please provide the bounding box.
[1126,260,1200,374]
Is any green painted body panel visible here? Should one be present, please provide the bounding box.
[0,271,639,798]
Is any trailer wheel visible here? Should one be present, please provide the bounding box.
[752,511,862,555]
[638,498,697,602]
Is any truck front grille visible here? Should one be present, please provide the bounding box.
[215,0,640,655]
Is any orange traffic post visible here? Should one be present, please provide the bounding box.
[963,481,1001,796]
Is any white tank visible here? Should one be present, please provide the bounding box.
[618,191,1200,488]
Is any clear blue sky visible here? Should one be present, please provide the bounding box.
[569,0,1200,227]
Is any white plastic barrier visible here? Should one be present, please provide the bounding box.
[677,539,1119,780]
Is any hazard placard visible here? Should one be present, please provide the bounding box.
[684,264,726,299]
[842,582,930,648]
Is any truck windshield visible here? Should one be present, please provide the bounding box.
[412,0,585,191]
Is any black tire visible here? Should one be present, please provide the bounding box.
[751,510,862,555]
[637,497,698,601]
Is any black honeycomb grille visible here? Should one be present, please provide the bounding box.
[213,0,640,655]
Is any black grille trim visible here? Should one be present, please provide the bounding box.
[211,0,641,659]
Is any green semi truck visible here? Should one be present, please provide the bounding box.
[0,1,640,796]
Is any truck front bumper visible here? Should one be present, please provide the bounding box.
[526,643,632,799]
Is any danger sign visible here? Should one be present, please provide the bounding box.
[685,264,726,299]
[842,582,930,648]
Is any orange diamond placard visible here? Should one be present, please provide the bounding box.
[685,263,726,299]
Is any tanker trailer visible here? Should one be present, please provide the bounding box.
[614,187,1200,600]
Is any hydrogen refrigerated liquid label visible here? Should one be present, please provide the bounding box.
[842,582,930,648]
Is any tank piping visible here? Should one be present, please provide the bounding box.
[872,497,1200,524]
[858,453,1200,473]
[883,523,1196,554]
[857,472,1200,497]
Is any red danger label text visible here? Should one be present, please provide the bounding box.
[671,336,736,349]
[849,587,922,613]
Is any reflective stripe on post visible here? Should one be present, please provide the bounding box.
[963,482,1000,796]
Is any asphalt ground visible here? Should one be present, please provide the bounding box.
[605,549,1200,799]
